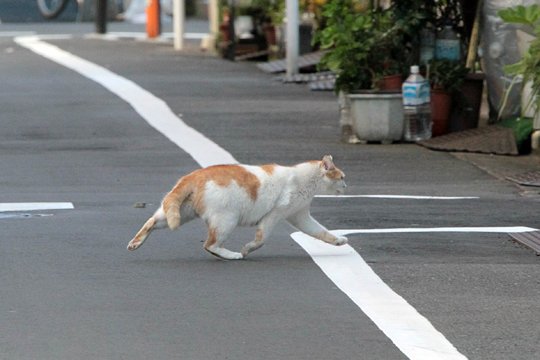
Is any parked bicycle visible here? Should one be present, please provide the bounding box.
[37,0,127,20]
[37,0,73,19]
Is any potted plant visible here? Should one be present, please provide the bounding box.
[315,0,411,143]
[498,4,540,151]
[251,0,284,50]
[427,59,469,136]
[499,5,540,120]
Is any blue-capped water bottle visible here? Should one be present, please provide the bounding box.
[402,65,432,142]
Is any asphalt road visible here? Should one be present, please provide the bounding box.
[1,25,539,360]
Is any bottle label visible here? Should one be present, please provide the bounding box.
[435,39,460,61]
[402,80,430,106]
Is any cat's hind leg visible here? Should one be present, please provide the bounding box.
[127,208,167,251]
[241,214,279,258]
[203,220,243,260]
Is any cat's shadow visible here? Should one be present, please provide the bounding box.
[128,253,311,269]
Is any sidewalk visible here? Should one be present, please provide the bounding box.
[454,152,540,196]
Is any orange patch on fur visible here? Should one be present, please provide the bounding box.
[261,164,276,175]
[316,231,338,243]
[205,227,218,248]
[183,165,260,203]
[255,228,264,242]
[326,168,345,180]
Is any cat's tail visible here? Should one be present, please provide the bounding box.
[162,178,192,230]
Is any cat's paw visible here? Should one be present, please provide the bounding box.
[228,252,244,260]
[205,246,244,260]
[334,236,348,246]
[127,239,141,251]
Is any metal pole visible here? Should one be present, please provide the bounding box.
[95,0,107,34]
[208,0,219,46]
[173,0,185,50]
[226,0,236,60]
[286,0,299,78]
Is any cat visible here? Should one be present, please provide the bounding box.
[127,155,348,260]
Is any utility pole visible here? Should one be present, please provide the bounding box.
[95,0,107,34]
[173,0,185,50]
[226,0,236,60]
[286,0,299,78]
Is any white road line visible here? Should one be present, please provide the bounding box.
[292,226,538,359]
[18,37,535,360]
[14,36,237,168]
[0,31,36,37]
[333,226,538,235]
[162,32,208,40]
[84,32,209,41]
[292,231,468,360]
[316,195,479,200]
[0,202,74,212]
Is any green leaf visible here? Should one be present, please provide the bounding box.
[503,60,526,76]
[499,5,540,26]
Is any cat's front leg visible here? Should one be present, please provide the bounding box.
[314,231,348,246]
[287,209,348,246]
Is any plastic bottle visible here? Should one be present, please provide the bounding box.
[419,26,435,64]
[435,24,461,61]
[402,65,432,142]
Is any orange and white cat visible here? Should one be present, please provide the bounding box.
[127,155,347,260]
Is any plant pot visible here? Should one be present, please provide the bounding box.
[263,24,277,47]
[348,91,404,143]
[377,74,403,91]
[449,73,484,132]
[431,88,452,137]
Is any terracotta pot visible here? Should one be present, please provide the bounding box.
[263,24,277,46]
[377,74,403,91]
[431,88,452,137]
[219,22,230,42]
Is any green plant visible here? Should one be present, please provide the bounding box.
[315,1,410,92]
[499,4,540,117]
[427,59,469,92]
[250,0,285,25]
[391,0,437,36]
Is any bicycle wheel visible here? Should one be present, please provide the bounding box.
[37,0,70,19]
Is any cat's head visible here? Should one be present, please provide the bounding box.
[320,155,347,195]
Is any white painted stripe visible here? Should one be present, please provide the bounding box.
[292,231,468,360]
[0,31,36,37]
[0,202,74,212]
[332,226,538,235]
[316,195,479,200]
[14,36,237,168]
[162,32,208,40]
[84,32,208,41]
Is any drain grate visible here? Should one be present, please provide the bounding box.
[509,231,540,255]
[418,126,519,155]
[257,51,325,73]
[506,170,540,187]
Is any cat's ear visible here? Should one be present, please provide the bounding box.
[321,155,335,171]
